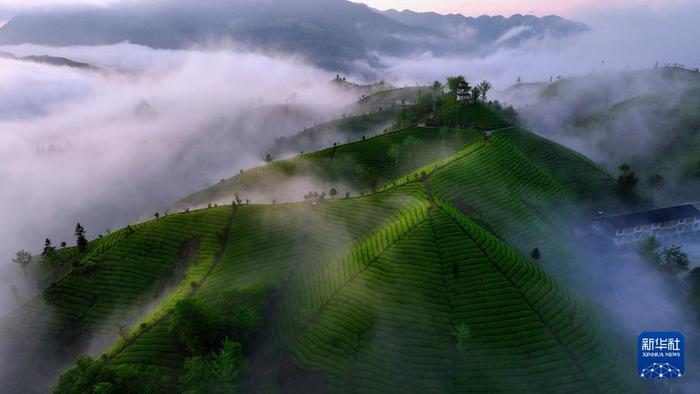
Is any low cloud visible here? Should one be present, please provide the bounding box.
[375,2,700,89]
[0,43,357,313]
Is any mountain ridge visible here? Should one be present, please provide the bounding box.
[0,0,587,72]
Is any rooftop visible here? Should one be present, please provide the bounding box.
[603,204,700,229]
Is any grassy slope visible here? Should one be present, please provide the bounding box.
[177,102,513,210]
[568,87,700,205]
[353,86,433,111]
[110,183,635,392]
[0,208,233,390]
[105,109,628,391]
[270,110,399,156]
[2,101,638,392]
[177,126,484,208]
[574,89,700,176]
[426,100,512,130]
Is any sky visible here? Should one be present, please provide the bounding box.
[356,0,690,17]
[0,0,692,19]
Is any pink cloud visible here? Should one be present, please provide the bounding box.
[356,0,689,17]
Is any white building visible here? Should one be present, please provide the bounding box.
[600,204,700,246]
[456,83,470,102]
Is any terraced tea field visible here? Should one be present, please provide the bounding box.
[1,100,638,393]
[178,127,483,209]
[271,110,400,156]
[502,129,616,202]
[109,183,634,392]
[427,101,512,130]
[0,207,233,391]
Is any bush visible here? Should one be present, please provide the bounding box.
[180,340,247,394]
[216,284,267,341]
[171,299,226,356]
[54,357,175,394]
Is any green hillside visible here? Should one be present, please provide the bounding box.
[270,110,399,156]
[23,185,634,392]
[0,208,235,389]
[353,86,434,112]
[427,100,512,130]
[177,125,484,209]
[0,98,639,393]
[569,87,700,204]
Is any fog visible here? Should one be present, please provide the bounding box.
[375,2,700,89]
[0,0,696,320]
[0,44,358,313]
[0,0,699,391]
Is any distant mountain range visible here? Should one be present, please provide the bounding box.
[380,9,588,48]
[0,51,97,69]
[0,0,588,72]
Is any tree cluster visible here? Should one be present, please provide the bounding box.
[637,236,690,272]
[617,163,640,203]
[55,283,268,394]
[446,75,493,103]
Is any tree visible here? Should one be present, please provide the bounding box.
[12,250,33,276]
[530,248,541,260]
[180,340,247,394]
[431,80,444,93]
[117,324,130,341]
[42,238,56,258]
[54,356,110,394]
[617,163,639,202]
[211,340,247,392]
[387,144,400,168]
[75,223,88,253]
[329,188,338,199]
[637,236,661,264]
[154,212,160,220]
[264,153,273,164]
[61,241,67,248]
[55,357,175,394]
[447,76,466,93]
[470,87,480,104]
[171,298,225,356]
[516,76,522,84]
[661,245,690,271]
[477,81,492,101]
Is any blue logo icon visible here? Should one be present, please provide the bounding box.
[637,332,684,380]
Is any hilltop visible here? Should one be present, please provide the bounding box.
[0,86,644,393]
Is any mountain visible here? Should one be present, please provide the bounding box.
[0,0,442,72]
[380,9,589,48]
[0,99,640,393]
[497,66,700,206]
[0,51,97,69]
[0,0,587,72]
